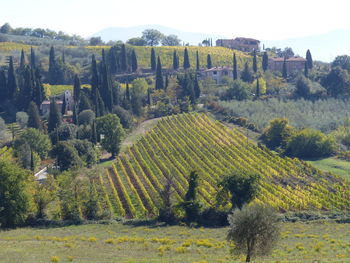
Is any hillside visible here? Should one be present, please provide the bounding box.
[98,113,350,218]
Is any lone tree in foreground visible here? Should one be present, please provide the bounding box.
[227,204,280,262]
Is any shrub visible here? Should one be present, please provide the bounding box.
[78,110,95,126]
[16,111,28,129]
[261,118,294,149]
[50,123,78,144]
[221,80,252,101]
[112,106,133,129]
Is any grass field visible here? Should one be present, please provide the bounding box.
[307,158,350,180]
[0,221,349,263]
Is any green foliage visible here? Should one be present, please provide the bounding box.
[126,37,147,46]
[222,80,252,101]
[27,102,42,130]
[34,175,58,219]
[16,111,28,129]
[261,118,294,149]
[227,204,280,262]
[53,141,84,171]
[48,98,62,132]
[112,106,133,129]
[96,114,125,157]
[50,123,78,144]
[78,110,95,126]
[217,170,260,210]
[142,29,164,46]
[183,48,190,69]
[322,66,350,97]
[285,129,337,158]
[0,159,33,228]
[161,34,181,46]
[295,75,311,98]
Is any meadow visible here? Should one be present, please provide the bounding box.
[0,221,349,263]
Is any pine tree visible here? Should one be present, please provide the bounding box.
[155,56,164,90]
[304,62,309,78]
[306,49,313,69]
[253,50,258,73]
[30,47,36,68]
[233,53,238,80]
[151,48,156,71]
[262,52,268,72]
[173,50,179,70]
[73,74,81,103]
[183,48,190,69]
[196,51,200,70]
[256,78,260,99]
[7,56,17,100]
[27,101,42,130]
[20,49,26,69]
[131,49,138,72]
[0,69,7,102]
[207,54,212,69]
[194,74,200,99]
[282,57,288,79]
[48,98,62,132]
[120,44,127,72]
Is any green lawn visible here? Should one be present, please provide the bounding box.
[307,158,350,180]
[0,221,349,263]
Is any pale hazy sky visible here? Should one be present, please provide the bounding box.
[1,0,350,40]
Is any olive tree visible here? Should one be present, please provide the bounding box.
[227,204,280,262]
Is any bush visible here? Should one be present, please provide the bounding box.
[78,110,95,126]
[112,106,133,129]
[16,112,28,129]
[53,141,84,171]
[221,80,252,101]
[261,118,294,149]
[285,129,337,158]
[50,123,78,144]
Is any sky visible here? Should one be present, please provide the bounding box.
[2,0,350,41]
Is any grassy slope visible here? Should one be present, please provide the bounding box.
[307,158,350,180]
[0,221,349,263]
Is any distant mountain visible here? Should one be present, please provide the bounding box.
[91,24,226,46]
[262,29,350,63]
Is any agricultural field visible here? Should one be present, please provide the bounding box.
[307,158,350,180]
[0,42,32,52]
[43,84,91,97]
[0,221,349,263]
[96,113,350,219]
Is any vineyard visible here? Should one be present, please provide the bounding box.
[97,113,350,218]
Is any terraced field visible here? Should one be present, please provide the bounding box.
[98,113,350,218]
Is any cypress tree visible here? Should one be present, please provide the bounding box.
[7,56,17,100]
[304,62,309,78]
[101,48,106,64]
[91,120,97,144]
[20,49,26,69]
[99,62,113,112]
[123,82,131,110]
[241,62,253,83]
[151,48,156,71]
[120,44,127,72]
[147,88,152,105]
[256,78,260,99]
[207,54,212,69]
[282,57,288,79]
[95,89,105,117]
[183,48,190,69]
[73,74,81,103]
[262,52,268,72]
[61,93,67,115]
[173,50,179,70]
[27,101,42,130]
[112,85,121,106]
[79,92,92,113]
[20,66,35,110]
[131,49,138,72]
[233,53,238,80]
[62,49,65,64]
[196,51,200,71]
[194,74,200,99]
[155,56,164,90]
[30,47,36,68]
[48,98,62,132]
[72,104,78,124]
[253,50,258,73]
[165,74,169,90]
[0,69,7,102]
[91,55,99,100]
[33,68,44,107]
[306,49,313,69]
[107,46,118,74]
[48,46,56,84]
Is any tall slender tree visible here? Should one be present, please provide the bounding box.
[253,50,258,73]
[20,49,26,69]
[255,78,260,99]
[91,55,99,101]
[48,46,57,84]
[241,62,253,83]
[27,101,42,130]
[73,74,81,103]
[0,69,7,102]
[32,68,44,106]
[30,47,36,68]
[173,50,179,70]
[151,48,156,71]
[7,56,17,100]
[282,57,288,79]
[194,74,200,99]
[262,52,268,72]
[196,51,200,71]
[183,48,190,69]
[233,53,238,80]
[19,66,35,110]
[61,93,67,115]
[207,54,212,69]
[304,62,309,78]
[306,49,313,69]
[155,56,164,90]
[120,44,127,72]
[48,98,62,132]
[131,49,138,72]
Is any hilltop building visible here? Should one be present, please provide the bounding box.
[216,37,260,52]
[268,57,306,73]
[202,67,233,83]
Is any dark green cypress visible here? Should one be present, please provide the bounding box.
[207,54,212,69]
[18,65,34,111]
[306,49,313,69]
[173,50,179,70]
[95,89,105,117]
[125,82,131,103]
[196,51,200,71]
[262,52,269,72]
[30,47,36,68]
[282,57,288,79]
[73,74,81,103]
[61,93,66,115]
[194,74,200,99]
[151,48,156,71]
[233,53,238,80]
[79,92,92,113]
[131,49,138,72]
[0,69,7,102]
[20,49,26,69]
[241,62,252,83]
[33,68,44,106]
[27,101,42,130]
[304,62,309,78]
[165,74,169,90]
[147,88,152,105]
[155,56,164,90]
[253,50,258,73]
[120,44,127,72]
[99,61,113,112]
[62,49,65,64]
[7,56,18,100]
[183,48,190,69]
[72,104,78,124]
[48,98,62,132]
[91,120,97,144]
[91,55,99,100]
[48,46,56,84]
[256,78,260,98]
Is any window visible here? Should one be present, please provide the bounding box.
[213,71,217,75]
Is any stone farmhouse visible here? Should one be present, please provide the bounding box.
[40,90,74,115]
[202,67,233,83]
[216,37,260,52]
[268,57,306,73]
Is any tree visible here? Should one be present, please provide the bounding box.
[30,47,36,68]
[126,37,147,46]
[261,118,294,149]
[241,63,253,83]
[85,182,102,220]
[217,170,260,210]
[295,75,311,98]
[227,204,280,262]
[150,48,156,71]
[89,36,103,46]
[282,57,288,79]
[158,177,177,224]
[91,54,99,102]
[120,44,127,72]
[194,74,201,99]
[142,29,164,46]
[0,69,7,102]
[48,98,62,132]
[262,52,268,72]
[113,106,133,129]
[131,78,147,116]
[155,56,164,90]
[207,54,212,69]
[322,66,350,97]
[96,114,125,157]
[33,68,45,106]
[20,49,26,68]
[306,49,313,69]
[7,56,17,100]
[304,62,309,78]
[78,110,95,126]
[255,78,260,99]
[183,48,190,69]
[173,50,179,70]
[50,123,78,144]
[53,141,84,171]
[0,23,12,34]
[131,49,138,72]
[0,159,33,228]
[252,50,257,73]
[233,53,238,80]
[73,74,81,103]
[196,51,200,70]
[331,55,350,72]
[27,101,42,130]
[48,46,57,84]
[34,175,57,219]
[162,34,181,46]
